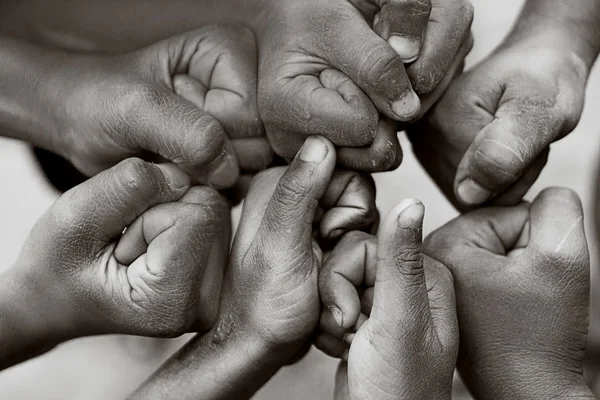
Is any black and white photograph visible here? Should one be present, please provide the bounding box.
[0,0,599,398]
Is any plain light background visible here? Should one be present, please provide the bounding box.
[1,0,599,398]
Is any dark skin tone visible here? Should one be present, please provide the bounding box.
[0,0,473,172]
[0,137,378,372]
[0,26,270,188]
[130,137,346,399]
[410,0,600,209]
[425,187,594,399]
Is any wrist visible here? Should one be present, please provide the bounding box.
[0,36,69,152]
[504,1,600,70]
[0,267,76,369]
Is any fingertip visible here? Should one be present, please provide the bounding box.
[388,36,420,63]
[297,136,331,164]
[391,90,421,121]
[155,163,191,191]
[207,151,239,189]
[380,198,424,235]
[456,179,492,206]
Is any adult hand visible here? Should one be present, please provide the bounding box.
[315,200,458,400]
[424,187,593,398]
[0,159,230,370]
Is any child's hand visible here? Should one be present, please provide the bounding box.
[424,187,593,398]
[258,0,473,171]
[316,200,458,400]
[49,26,268,188]
[0,159,229,369]
[410,32,588,209]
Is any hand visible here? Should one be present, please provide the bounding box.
[52,26,269,188]
[0,159,230,369]
[424,187,593,398]
[315,200,458,400]
[410,32,589,209]
[216,136,381,359]
[128,137,380,400]
[258,0,473,171]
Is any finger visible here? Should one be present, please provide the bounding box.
[490,149,549,207]
[424,203,530,257]
[256,136,337,252]
[454,87,580,206]
[337,116,403,172]
[52,159,190,245]
[262,68,379,160]
[424,258,458,352]
[373,0,432,63]
[114,186,228,264]
[120,199,223,328]
[528,187,588,265]
[371,198,430,335]
[170,26,263,139]
[406,0,474,94]
[411,34,472,119]
[178,187,231,331]
[319,171,378,241]
[313,332,348,359]
[325,11,420,121]
[319,232,377,330]
[231,138,273,172]
[132,87,239,189]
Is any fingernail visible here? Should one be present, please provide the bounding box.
[299,136,328,163]
[457,179,492,205]
[388,36,420,63]
[208,153,239,189]
[156,163,190,190]
[397,199,425,228]
[330,306,344,328]
[391,90,420,121]
[343,333,355,345]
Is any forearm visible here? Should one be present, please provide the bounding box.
[0,0,266,53]
[0,35,66,150]
[129,320,284,400]
[506,0,600,68]
[0,269,70,370]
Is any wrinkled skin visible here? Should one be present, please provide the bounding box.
[215,137,378,361]
[410,30,589,210]
[0,0,473,173]
[1,159,230,372]
[314,200,458,400]
[424,187,594,398]
[44,26,269,188]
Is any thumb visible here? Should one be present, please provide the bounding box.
[53,158,190,245]
[371,198,430,337]
[528,187,588,269]
[256,136,336,252]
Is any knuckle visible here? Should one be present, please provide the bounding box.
[115,158,160,194]
[363,45,405,92]
[472,143,524,187]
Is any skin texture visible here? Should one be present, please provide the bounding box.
[409,0,600,210]
[424,187,595,399]
[0,159,231,371]
[0,26,269,189]
[130,137,376,400]
[315,201,458,400]
[0,0,473,172]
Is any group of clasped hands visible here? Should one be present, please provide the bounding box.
[1,0,600,399]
